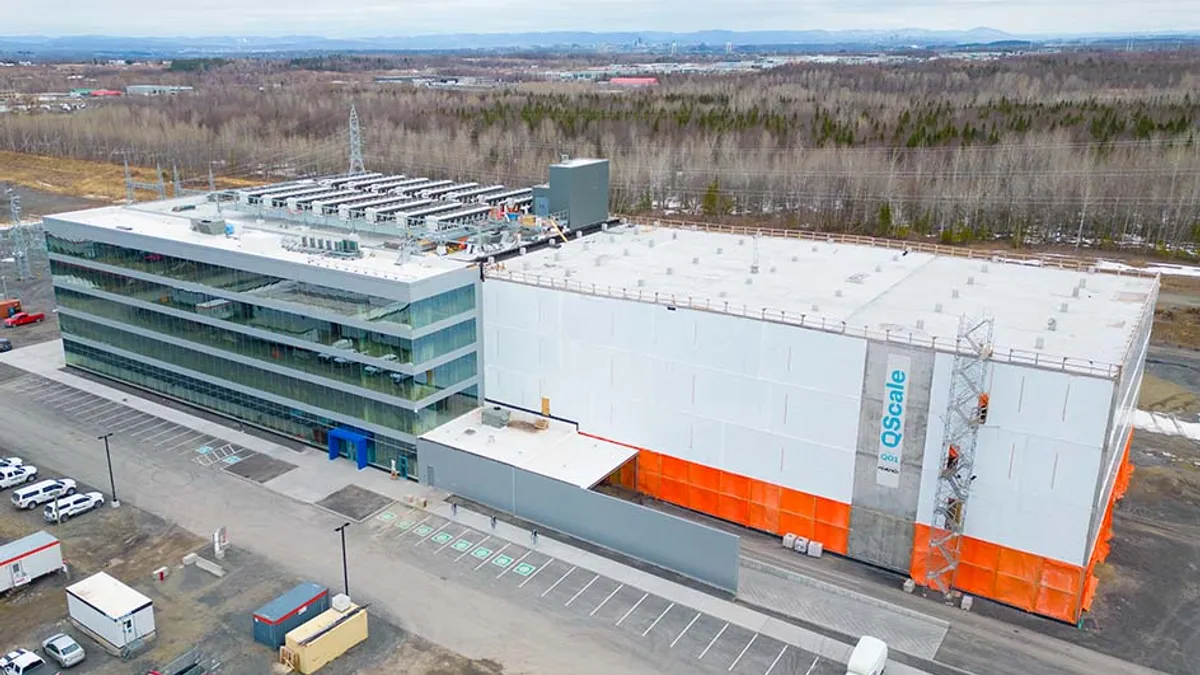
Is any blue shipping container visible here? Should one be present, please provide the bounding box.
[252,582,330,648]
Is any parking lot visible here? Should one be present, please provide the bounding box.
[366,506,843,675]
[14,373,264,471]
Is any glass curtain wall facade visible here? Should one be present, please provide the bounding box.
[47,231,482,477]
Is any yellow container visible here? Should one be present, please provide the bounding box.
[281,603,368,674]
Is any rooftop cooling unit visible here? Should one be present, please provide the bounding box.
[190,218,226,235]
[482,406,511,428]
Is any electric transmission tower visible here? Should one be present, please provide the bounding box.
[348,104,365,174]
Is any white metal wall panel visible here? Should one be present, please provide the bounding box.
[987,364,1113,449]
[484,280,866,504]
[916,352,955,525]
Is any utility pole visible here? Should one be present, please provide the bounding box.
[98,433,120,507]
[348,104,365,175]
[334,522,351,596]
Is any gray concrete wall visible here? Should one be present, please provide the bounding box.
[847,342,935,572]
[418,438,740,593]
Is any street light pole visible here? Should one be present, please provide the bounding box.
[334,522,350,597]
[98,432,119,508]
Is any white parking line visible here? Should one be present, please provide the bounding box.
[589,583,623,617]
[43,391,87,407]
[415,522,450,545]
[397,515,431,538]
[474,542,509,570]
[104,409,145,426]
[698,623,728,660]
[78,402,123,421]
[131,421,171,437]
[518,559,553,588]
[454,535,488,561]
[728,634,758,671]
[163,432,205,453]
[154,429,196,448]
[642,602,675,637]
[564,574,599,607]
[435,530,470,553]
[670,612,700,648]
[616,593,648,627]
[803,656,820,675]
[179,437,218,455]
[497,550,532,579]
[123,417,162,433]
[34,388,75,404]
[141,426,186,444]
[541,566,576,597]
[763,646,787,675]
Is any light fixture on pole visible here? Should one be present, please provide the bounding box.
[98,432,119,507]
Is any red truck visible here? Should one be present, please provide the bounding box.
[3,312,45,328]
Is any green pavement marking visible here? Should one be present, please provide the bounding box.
[491,554,514,568]
[431,532,453,545]
[451,539,473,552]
[414,524,435,537]
[471,547,493,560]
[394,519,414,530]
[513,562,537,577]
[377,511,396,522]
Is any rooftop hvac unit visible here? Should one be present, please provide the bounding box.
[482,406,511,428]
[190,218,226,235]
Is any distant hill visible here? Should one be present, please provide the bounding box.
[1,29,1198,58]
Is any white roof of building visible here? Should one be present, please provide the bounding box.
[48,198,470,284]
[421,405,636,488]
[67,572,152,619]
[492,222,1159,373]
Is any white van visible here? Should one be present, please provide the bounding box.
[11,478,76,510]
[846,636,888,675]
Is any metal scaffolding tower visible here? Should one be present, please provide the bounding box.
[348,104,365,174]
[5,183,19,226]
[927,313,994,596]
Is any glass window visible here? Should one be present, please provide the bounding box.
[60,315,478,435]
[47,234,476,328]
[51,261,477,365]
[62,340,436,475]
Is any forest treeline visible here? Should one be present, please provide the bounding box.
[1,52,1199,247]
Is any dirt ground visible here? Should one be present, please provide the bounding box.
[0,221,61,348]
[0,491,511,675]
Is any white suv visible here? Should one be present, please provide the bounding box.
[0,456,22,469]
[0,465,37,490]
[0,648,47,675]
[44,492,104,522]
[11,478,76,510]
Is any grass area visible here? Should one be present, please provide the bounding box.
[1138,373,1200,415]
[0,150,255,204]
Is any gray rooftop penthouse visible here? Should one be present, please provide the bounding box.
[43,196,485,477]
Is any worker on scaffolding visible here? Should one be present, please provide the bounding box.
[978,393,990,424]
[945,445,960,472]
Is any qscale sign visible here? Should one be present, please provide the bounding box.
[876,354,911,488]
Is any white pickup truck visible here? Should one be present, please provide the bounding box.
[846,636,888,675]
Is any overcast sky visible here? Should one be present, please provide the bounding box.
[6,0,1197,37]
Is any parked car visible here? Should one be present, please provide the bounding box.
[0,456,23,469]
[0,464,37,489]
[0,648,48,674]
[845,636,888,675]
[41,633,85,668]
[43,492,104,522]
[0,337,11,352]
[11,478,76,510]
[364,353,400,375]
[3,312,45,328]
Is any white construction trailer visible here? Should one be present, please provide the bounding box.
[0,531,63,593]
[67,571,156,654]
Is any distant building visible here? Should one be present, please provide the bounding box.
[607,77,658,87]
[88,89,123,97]
[126,84,195,96]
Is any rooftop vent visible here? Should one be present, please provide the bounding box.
[770,266,777,274]
[967,276,975,286]
[812,245,819,252]
[892,254,900,262]
[190,217,226,235]
[875,265,882,273]
[846,273,866,284]
[623,248,630,257]
[482,406,511,428]
[637,279,645,287]
[716,247,724,255]
[1079,278,1087,289]
[666,267,674,276]
[1061,302,1069,313]
[1072,286,1080,298]
[594,257,603,267]
[739,238,746,246]
[1036,336,1046,349]
[1047,317,1058,331]
[745,277,753,285]
[951,289,960,299]
[519,246,527,256]
[719,291,728,298]
[553,252,562,261]
[792,255,799,263]
[692,257,700,265]
[811,304,820,312]
[935,303,943,313]
[750,264,760,274]
[672,231,678,240]
[576,231,583,239]
[648,239,656,248]
[583,242,590,251]
[915,319,926,331]
[981,263,989,273]
[835,289,843,298]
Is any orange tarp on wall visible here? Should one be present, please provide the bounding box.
[910,428,1137,624]
[633,448,850,554]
